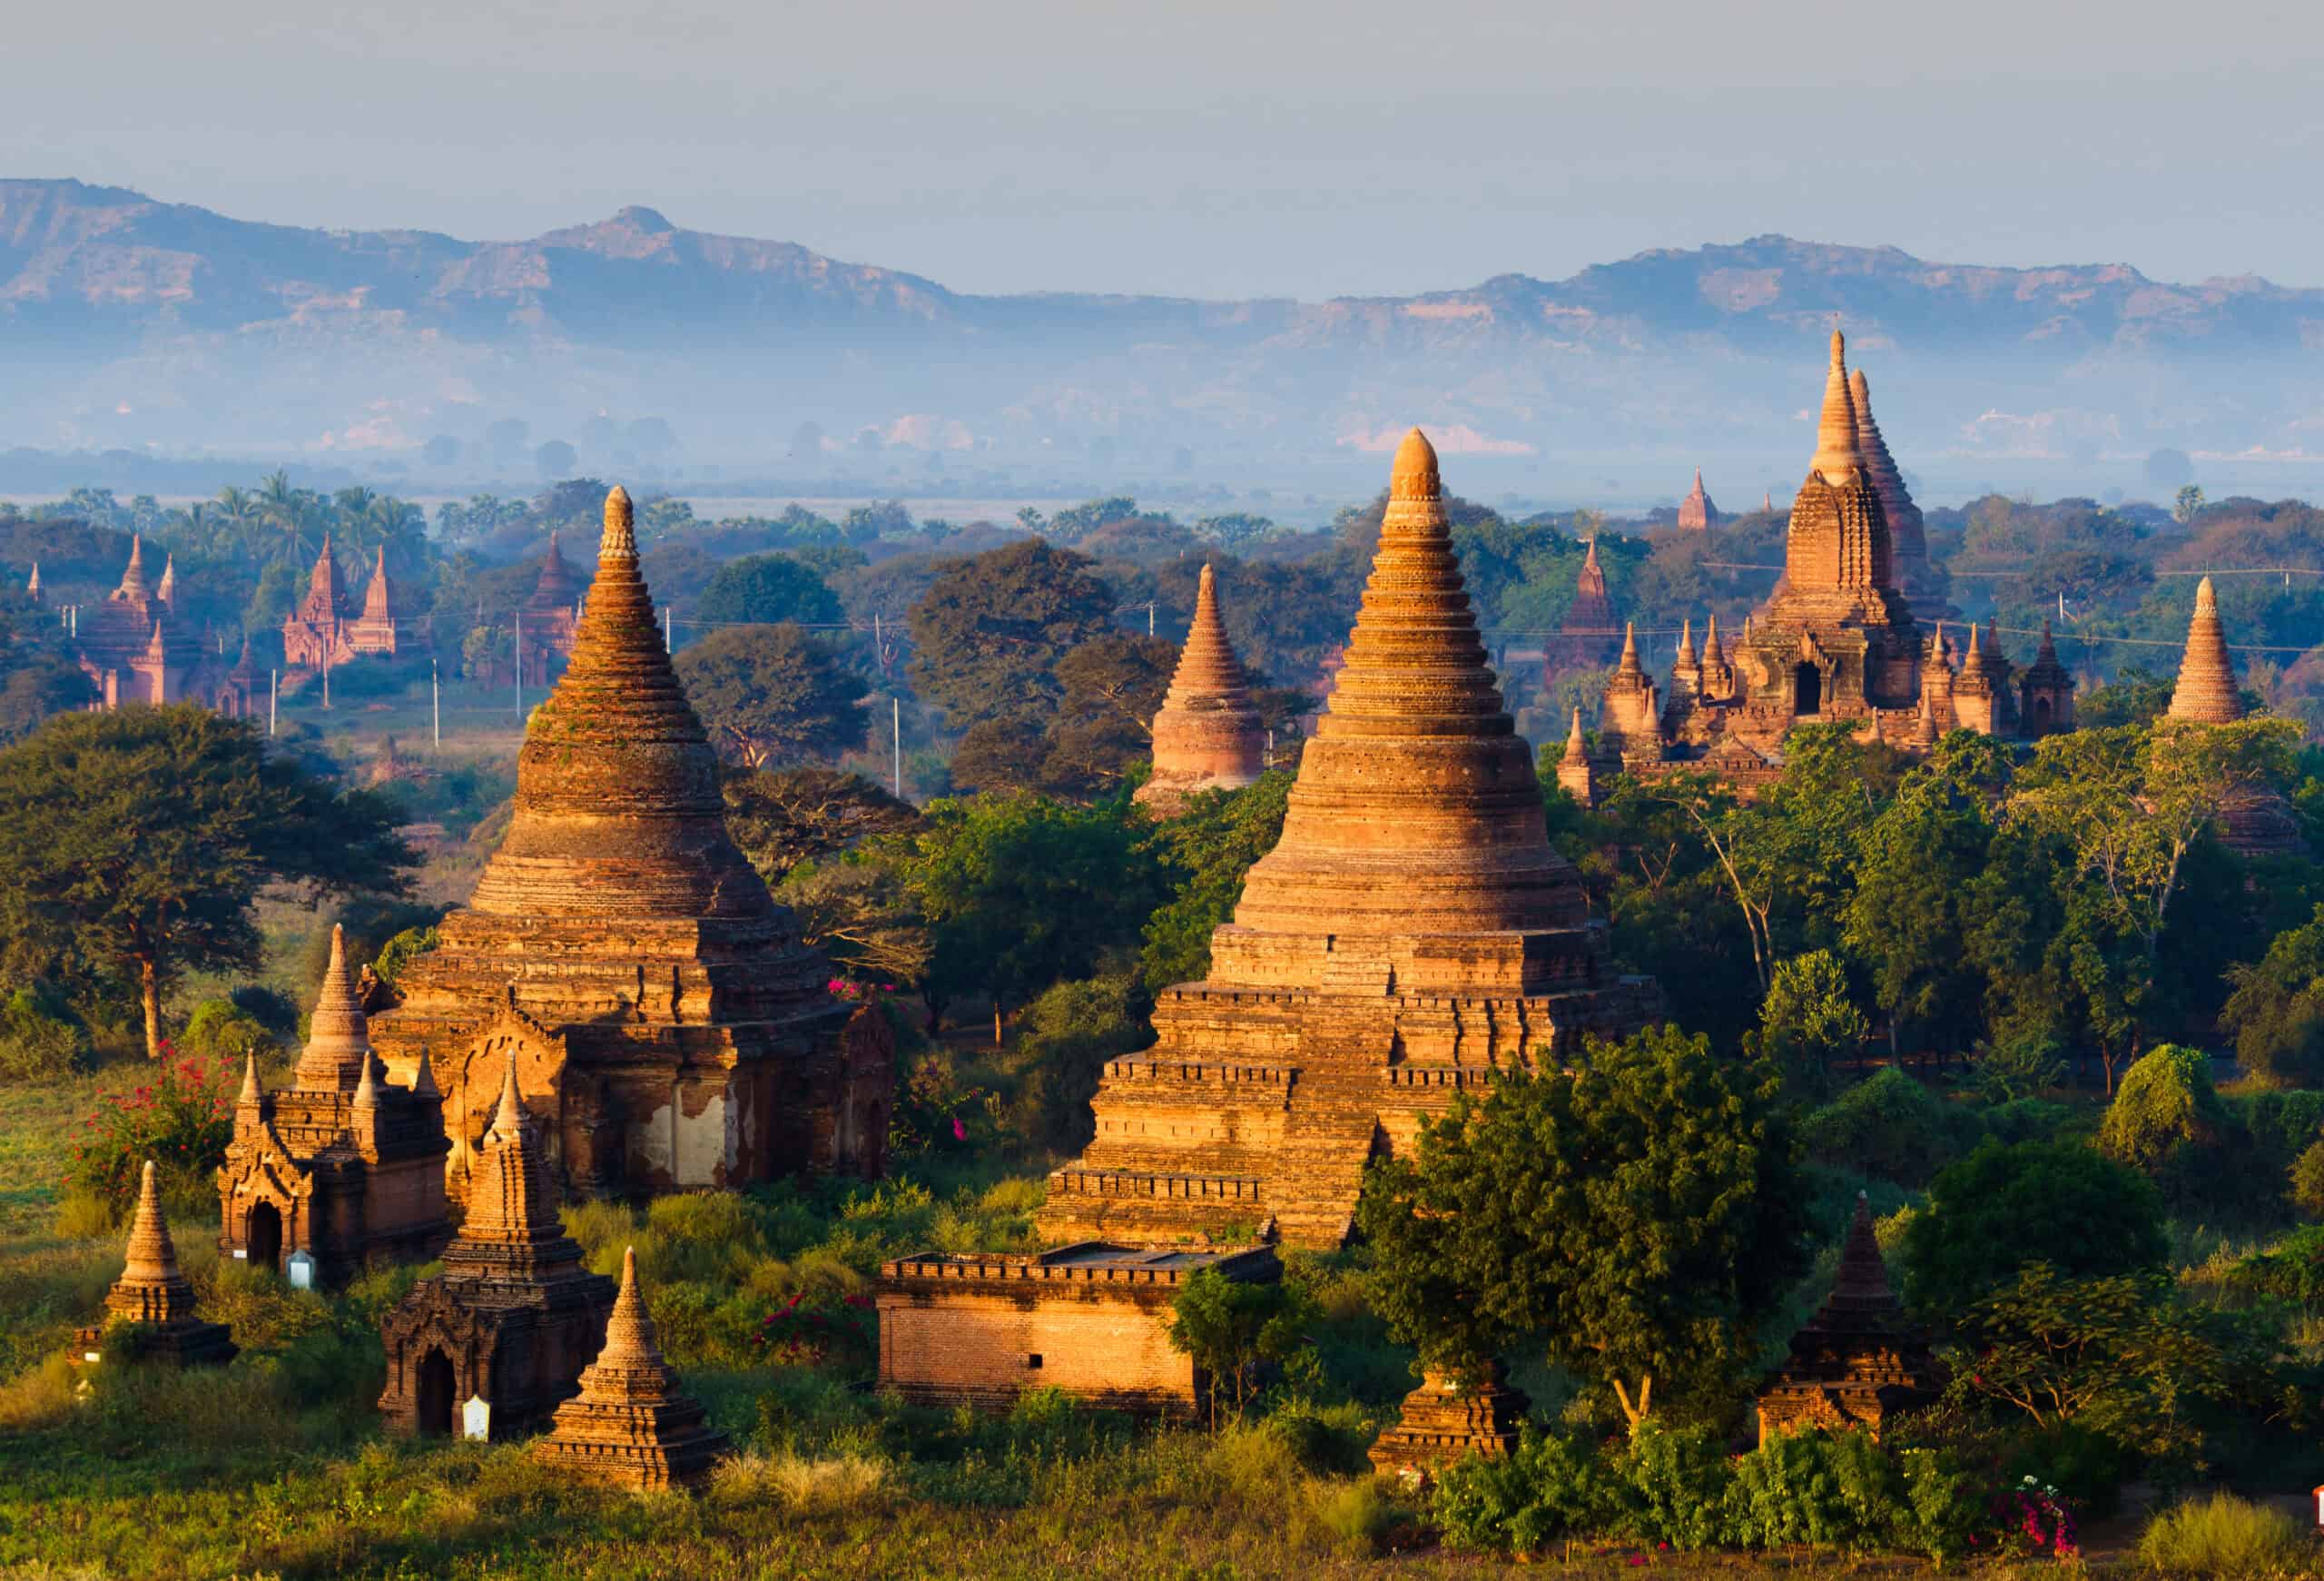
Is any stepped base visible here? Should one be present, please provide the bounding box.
[74,1319,238,1369]
[1368,1364,1530,1481]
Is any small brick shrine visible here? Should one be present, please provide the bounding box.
[531,1246,729,1490]
[1756,1193,1936,1441]
[78,1161,236,1369]
[1367,1359,1530,1480]
[1134,563,1267,816]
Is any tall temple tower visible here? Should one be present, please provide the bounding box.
[1849,368,1945,615]
[369,487,892,1198]
[1554,535,1621,667]
[1136,563,1267,816]
[1726,331,1919,740]
[1039,431,1659,1250]
[1677,468,1720,532]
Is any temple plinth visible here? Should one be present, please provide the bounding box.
[1369,1359,1531,1480]
[531,1247,729,1490]
[1039,430,1658,1250]
[78,1161,236,1368]
[1136,563,1267,815]
[369,487,892,1199]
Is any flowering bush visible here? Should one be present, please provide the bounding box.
[1994,1476,2077,1561]
[825,977,901,1004]
[753,1290,877,1368]
[889,1051,983,1155]
[64,1042,240,1207]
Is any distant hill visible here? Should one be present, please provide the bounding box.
[4,178,2320,476]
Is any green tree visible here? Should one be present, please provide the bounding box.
[1036,635,1178,797]
[1166,1267,1317,1429]
[2221,905,2324,1087]
[1357,1025,1810,1426]
[907,539,1115,728]
[2096,1042,2238,1208]
[675,624,869,769]
[722,767,921,883]
[1757,949,1867,1097]
[0,650,97,743]
[0,707,413,1057]
[694,552,843,628]
[1901,1141,2168,1319]
[902,793,1165,1029]
[1138,772,1294,990]
[2173,484,2207,525]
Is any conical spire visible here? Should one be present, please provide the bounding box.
[306,535,345,610]
[2168,575,2244,723]
[1806,1193,1903,1331]
[359,544,395,620]
[1138,563,1266,812]
[1677,617,1699,667]
[467,486,771,920]
[409,1046,439,1101]
[1614,620,1642,679]
[352,1049,381,1108]
[1957,623,1989,686]
[156,553,178,604]
[105,1161,200,1325]
[238,1050,261,1107]
[294,924,374,1090]
[1561,707,1589,765]
[1849,366,1926,595]
[487,1056,525,1143]
[445,1062,578,1261]
[533,1242,729,1487]
[2024,619,2072,688]
[1703,612,1727,667]
[1809,330,1864,479]
[527,529,584,610]
[116,535,149,599]
[26,561,40,599]
[1215,430,1588,971]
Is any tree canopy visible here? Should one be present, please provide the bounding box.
[675,624,870,769]
[907,539,1116,729]
[694,552,844,628]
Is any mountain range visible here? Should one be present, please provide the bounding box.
[5,177,2321,484]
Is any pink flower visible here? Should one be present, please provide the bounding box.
[951,1117,967,1141]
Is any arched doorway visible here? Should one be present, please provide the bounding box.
[854,1100,885,1178]
[246,1201,283,1275]
[1793,663,1822,716]
[417,1348,456,1437]
[2033,697,2053,733]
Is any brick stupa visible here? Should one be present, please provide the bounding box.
[1677,468,1719,532]
[369,487,892,1198]
[1554,536,1622,667]
[78,1161,236,1368]
[2169,576,2242,724]
[379,1062,616,1437]
[1039,430,1658,1250]
[1758,1194,1935,1441]
[1368,1359,1531,1480]
[1135,563,1267,816]
[532,1246,729,1490]
[215,925,452,1285]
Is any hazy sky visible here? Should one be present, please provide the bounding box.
[14,0,2322,298]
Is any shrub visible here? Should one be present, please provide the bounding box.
[2294,1141,2324,1219]
[1981,1097,2071,1146]
[1998,1418,2133,1518]
[753,1290,877,1368]
[1305,1477,1400,1558]
[0,983,92,1080]
[64,1044,240,1207]
[1804,1069,1978,1186]
[2236,1089,2324,1173]
[1722,1427,1907,1553]
[2137,1492,2312,1578]
[229,983,299,1036]
[1613,1419,1731,1550]
[1975,1031,2066,1104]
[1431,1428,1617,1556]
[712,1448,891,1515]
[179,999,278,1063]
[2098,1042,2231,1176]
[2224,1224,2324,1308]
[1015,971,1150,1151]
[371,924,440,987]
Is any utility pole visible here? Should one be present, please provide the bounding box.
[321,657,330,710]
[514,608,524,725]
[664,605,673,652]
[431,658,441,750]
[269,669,277,736]
[1147,601,1156,636]
[892,697,902,800]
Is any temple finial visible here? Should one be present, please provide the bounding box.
[602,486,637,560]
[1389,429,1440,502]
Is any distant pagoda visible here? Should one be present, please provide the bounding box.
[2169,576,2242,724]
[1677,468,1719,532]
[78,1161,236,1369]
[1039,430,1658,1250]
[531,1247,728,1490]
[1554,535,1622,667]
[1136,563,1267,816]
[369,487,891,1199]
[1758,1194,1935,1440]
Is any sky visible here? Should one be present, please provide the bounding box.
[12,0,2324,299]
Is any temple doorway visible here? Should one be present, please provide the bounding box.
[417,1349,456,1437]
[2032,697,2053,733]
[1793,663,1822,716]
[246,1202,282,1275]
[854,1100,885,1178]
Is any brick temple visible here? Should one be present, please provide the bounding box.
[369,486,892,1200]
[1367,1359,1530,1480]
[1134,563,1266,816]
[531,1246,728,1490]
[79,1161,236,1369]
[378,1063,616,1438]
[281,538,429,680]
[214,925,452,1286]
[1676,468,1719,533]
[2166,576,2301,858]
[1757,1194,1936,1441]
[1039,430,1659,1250]
[876,1243,1279,1417]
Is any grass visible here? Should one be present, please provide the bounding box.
[2136,1492,2318,1577]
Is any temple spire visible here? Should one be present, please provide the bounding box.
[1808,330,1863,479]
[294,923,374,1090]
[238,1051,261,1106]
[1561,707,1588,764]
[2168,575,2244,724]
[117,535,149,599]
[156,553,178,605]
[1615,620,1642,678]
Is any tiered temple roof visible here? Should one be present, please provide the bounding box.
[1849,368,1938,608]
[1039,430,1656,1250]
[1758,1194,1935,1440]
[531,1246,728,1488]
[369,487,890,1197]
[1555,536,1621,667]
[1136,563,1267,815]
[80,1161,236,1368]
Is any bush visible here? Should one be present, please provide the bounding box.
[2137,1492,2313,1578]
[1613,1420,1731,1550]
[1016,971,1150,1151]
[1722,1427,1907,1553]
[1975,1031,2066,1104]
[1981,1097,2071,1146]
[64,1045,241,1207]
[2294,1141,2324,1219]
[1902,1141,2169,1318]
[229,983,298,1036]
[2098,1042,2231,1177]
[1804,1069,1980,1187]
[1998,1418,2133,1519]
[2224,1224,2324,1308]
[1431,1428,1617,1556]
[178,999,278,1063]
[0,983,91,1080]
[371,925,440,987]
